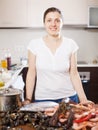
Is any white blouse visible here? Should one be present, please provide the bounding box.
[28,37,79,100]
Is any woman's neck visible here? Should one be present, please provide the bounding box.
[45,34,62,43]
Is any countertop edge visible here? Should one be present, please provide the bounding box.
[77,64,98,67]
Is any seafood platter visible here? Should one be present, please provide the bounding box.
[0,100,98,130]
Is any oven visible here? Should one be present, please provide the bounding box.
[79,71,90,99]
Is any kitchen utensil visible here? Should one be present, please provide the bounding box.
[0,87,22,112]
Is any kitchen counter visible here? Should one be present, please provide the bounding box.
[15,63,98,69]
[0,125,92,130]
[10,63,98,72]
[0,125,35,130]
[77,63,98,67]
[22,63,98,68]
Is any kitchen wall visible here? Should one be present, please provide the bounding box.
[0,28,98,64]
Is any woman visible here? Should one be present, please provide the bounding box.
[23,7,89,105]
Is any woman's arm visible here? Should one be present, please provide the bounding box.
[22,50,36,105]
[69,52,87,103]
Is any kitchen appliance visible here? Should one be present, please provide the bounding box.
[79,71,90,99]
[88,6,98,28]
[79,71,90,83]
[0,87,22,111]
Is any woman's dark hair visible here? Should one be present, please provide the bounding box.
[43,7,63,23]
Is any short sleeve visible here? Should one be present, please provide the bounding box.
[27,39,37,55]
[70,39,79,53]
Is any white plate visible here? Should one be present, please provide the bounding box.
[20,101,59,112]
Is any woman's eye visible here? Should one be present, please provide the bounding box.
[46,19,61,23]
[47,19,51,22]
[56,19,60,23]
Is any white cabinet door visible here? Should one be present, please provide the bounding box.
[1,0,97,27]
[27,0,88,27]
[60,0,88,25]
[88,0,98,6]
[0,0,27,27]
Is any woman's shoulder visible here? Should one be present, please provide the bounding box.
[63,36,79,52]
[63,36,76,44]
[27,38,43,54]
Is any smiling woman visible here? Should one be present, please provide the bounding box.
[22,7,92,106]
[43,7,63,40]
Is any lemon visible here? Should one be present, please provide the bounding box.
[0,81,5,87]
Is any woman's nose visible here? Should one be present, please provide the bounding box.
[51,21,56,26]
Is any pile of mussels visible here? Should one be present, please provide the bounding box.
[0,102,74,130]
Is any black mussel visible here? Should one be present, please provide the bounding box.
[0,112,6,118]
[0,119,4,126]
[33,124,39,129]
[57,122,62,127]
[14,119,20,127]
[41,114,48,120]
[1,118,8,125]
[32,121,36,127]
[0,126,8,130]
[28,117,33,123]
[17,112,24,119]
[9,119,15,127]
[23,114,30,122]
[10,113,17,120]
[19,119,25,125]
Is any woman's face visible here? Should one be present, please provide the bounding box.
[44,11,63,37]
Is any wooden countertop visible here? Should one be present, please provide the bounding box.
[0,125,35,130]
[1,125,91,130]
[18,126,93,130]
[16,125,35,130]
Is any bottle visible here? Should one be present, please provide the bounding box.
[1,58,7,70]
[6,49,11,70]
[1,49,7,70]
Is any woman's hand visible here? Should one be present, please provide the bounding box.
[22,98,31,106]
[80,100,95,106]
[79,100,95,111]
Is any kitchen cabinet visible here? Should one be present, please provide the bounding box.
[23,0,98,27]
[88,0,98,6]
[0,0,90,27]
[78,67,98,104]
[0,0,98,27]
[27,0,89,27]
[0,0,27,27]
[60,0,88,25]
